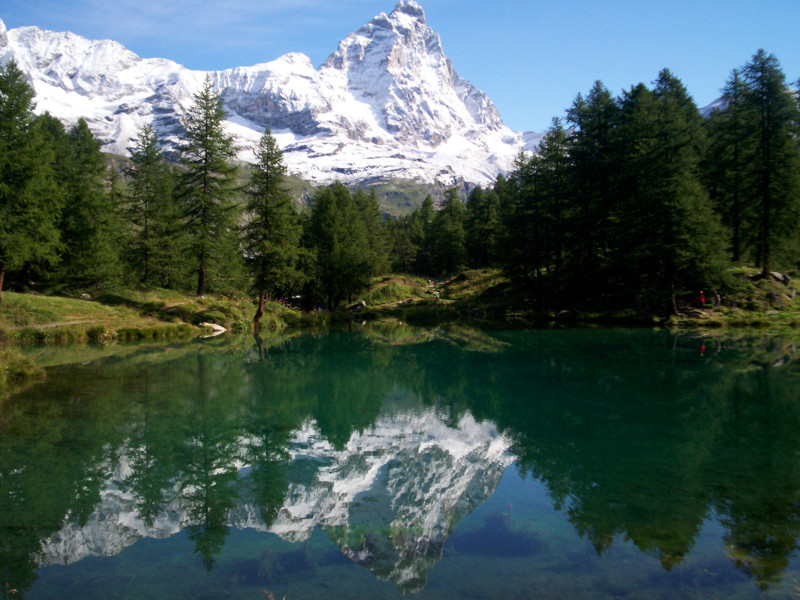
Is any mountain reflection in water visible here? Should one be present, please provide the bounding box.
[2,329,800,599]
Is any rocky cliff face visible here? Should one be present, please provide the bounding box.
[38,408,513,591]
[0,2,535,186]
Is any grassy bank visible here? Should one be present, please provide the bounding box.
[3,265,800,393]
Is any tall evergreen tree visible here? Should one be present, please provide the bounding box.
[243,128,303,326]
[426,188,466,274]
[126,124,183,287]
[353,188,390,276]
[499,152,545,293]
[57,118,122,289]
[612,72,725,312]
[565,81,619,278]
[534,118,570,272]
[705,69,753,262]
[740,50,800,276]
[180,77,242,296]
[0,60,62,300]
[302,182,371,309]
[465,186,501,268]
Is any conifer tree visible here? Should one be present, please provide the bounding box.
[740,50,800,276]
[415,195,436,272]
[499,151,545,292]
[302,182,371,309]
[180,78,241,296]
[126,124,183,287]
[705,69,753,262]
[612,72,725,312]
[243,128,303,326]
[534,118,570,272]
[426,188,466,274]
[0,60,63,300]
[353,188,390,276]
[57,118,122,289]
[465,186,501,267]
[565,81,619,277]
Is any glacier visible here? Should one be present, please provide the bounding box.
[0,1,538,187]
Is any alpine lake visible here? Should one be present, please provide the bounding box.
[4,326,800,600]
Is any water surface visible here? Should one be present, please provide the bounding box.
[2,328,800,599]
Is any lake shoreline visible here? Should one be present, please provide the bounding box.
[3,267,800,393]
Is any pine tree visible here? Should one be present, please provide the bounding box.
[302,182,371,309]
[353,188,390,276]
[740,50,800,276]
[705,69,754,262]
[243,128,303,326]
[126,124,183,287]
[426,188,466,274]
[0,60,63,300]
[565,81,619,278]
[465,186,501,267]
[57,118,122,289]
[180,77,242,296]
[612,71,725,312]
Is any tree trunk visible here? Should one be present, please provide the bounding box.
[253,293,265,328]
[196,266,205,297]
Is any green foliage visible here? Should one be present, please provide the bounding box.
[740,50,800,275]
[353,188,390,276]
[3,49,800,321]
[56,119,123,289]
[0,347,43,389]
[126,124,187,288]
[0,60,64,300]
[302,182,373,309]
[465,186,501,268]
[425,188,466,274]
[499,119,571,299]
[243,127,305,316]
[609,71,726,310]
[179,77,243,296]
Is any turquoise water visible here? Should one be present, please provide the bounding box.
[3,328,800,599]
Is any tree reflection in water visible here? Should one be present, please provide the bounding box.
[1,330,800,596]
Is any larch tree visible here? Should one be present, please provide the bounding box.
[426,187,466,275]
[57,118,123,289]
[740,50,800,276]
[705,69,754,263]
[303,182,371,309]
[126,124,181,286]
[0,60,62,301]
[243,128,303,327]
[180,77,241,296]
[611,71,725,313]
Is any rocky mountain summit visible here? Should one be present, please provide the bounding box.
[0,2,536,187]
[39,409,513,591]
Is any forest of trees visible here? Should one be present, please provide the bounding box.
[2,49,799,318]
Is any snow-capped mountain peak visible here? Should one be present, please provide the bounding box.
[38,408,513,592]
[0,3,536,187]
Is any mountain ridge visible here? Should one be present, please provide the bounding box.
[0,2,537,188]
[38,409,513,592]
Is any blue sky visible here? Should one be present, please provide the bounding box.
[3,0,799,132]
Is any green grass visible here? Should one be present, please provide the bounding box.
[364,275,432,307]
[0,347,44,392]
